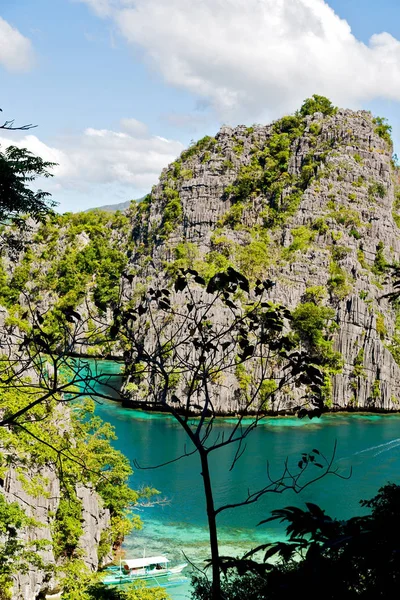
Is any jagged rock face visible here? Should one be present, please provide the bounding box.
[3,466,111,599]
[1,412,112,600]
[123,107,400,413]
[3,466,60,599]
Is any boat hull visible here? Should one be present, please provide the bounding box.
[103,563,187,586]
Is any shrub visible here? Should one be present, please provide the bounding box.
[350,228,362,240]
[235,238,271,280]
[353,348,366,378]
[160,187,183,237]
[357,248,368,270]
[331,245,350,262]
[373,116,392,145]
[368,181,386,200]
[312,217,328,234]
[180,135,216,162]
[376,313,387,340]
[299,95,337,117]
[328,261,352,299]
[285,226,315,255]
[302,285,327,304]
[372,241,387,275]
[329,206,361,228]
[291,302,342,371]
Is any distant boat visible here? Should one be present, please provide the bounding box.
[103,555,187,585]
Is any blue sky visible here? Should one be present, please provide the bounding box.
[1,0,400,212]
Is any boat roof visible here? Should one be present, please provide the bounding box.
[122,556,169,569]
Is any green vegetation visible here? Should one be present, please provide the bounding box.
[327,260,352,299]
[368,181,386,200]
[303,285,327,304]
[353,348,366,378]
[160,186,183,239]
[328,205,361,228]
[372,241,387,275]
[376,312,386,340]
[193,483,400,600]
[180,135,216,162]
[371,379,381,400]
[0,210,131,352]
[299,94,337,117]
[331,245,350,262]
[349,227,362,240]
[393,187,400,228]
[235,237,271,280]
[291,303,341,366]
[0,494,43,599]
[87,582,170,599]
[0,368,149,594]
[221,98,337,230]
[357,248,368,270]
[0,144,55,235]
[373,116,393,145]
[312,217,329,234]
[284,226,315,256]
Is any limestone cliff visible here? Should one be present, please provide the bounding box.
[3,461,111,599]
[122,102,400,413]
[0,400,114,600]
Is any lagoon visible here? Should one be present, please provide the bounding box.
[90,362,400,598]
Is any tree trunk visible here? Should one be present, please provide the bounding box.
[199,449,221,599]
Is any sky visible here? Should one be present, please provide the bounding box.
[1,0,400,213]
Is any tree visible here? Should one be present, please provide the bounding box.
[0,108,36,131]
[0,296,163,596]
[0,109,56,251]
[0,146,56,225]
[115,268,345,599]
[299,94,337,118]
[193,482,400,599]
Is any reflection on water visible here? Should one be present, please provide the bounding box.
[86,361,400,599]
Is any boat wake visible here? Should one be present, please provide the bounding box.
[354,438,400,458]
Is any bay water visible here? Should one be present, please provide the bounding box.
[89,361,400,598]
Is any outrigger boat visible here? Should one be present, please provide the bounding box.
[103,555,187,585]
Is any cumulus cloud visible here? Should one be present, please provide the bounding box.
[0,122,183,195]
[78,0,400,122]
[0,17,34,71]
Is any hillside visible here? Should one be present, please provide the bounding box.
[120,97,400,413]
[83,198,143,213]
[3,96,400,597]
[2,97,400,417]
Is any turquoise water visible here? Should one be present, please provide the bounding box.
[87,361,400,599]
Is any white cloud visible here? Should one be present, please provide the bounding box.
[0,123,184,202]
[120,117,148,137]
[78,0,400,122]
[0,17,34,71]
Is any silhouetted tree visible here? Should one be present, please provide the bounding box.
[115,268,345,599]
[193,482,400,599]
[0,109,56,251]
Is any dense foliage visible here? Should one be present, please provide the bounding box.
[0,145,55,225]
[0,372,150,595]
[193,483,400,600]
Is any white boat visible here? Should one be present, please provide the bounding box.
[103,555,187,585]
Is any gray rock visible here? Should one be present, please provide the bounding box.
[122,108,400,414]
